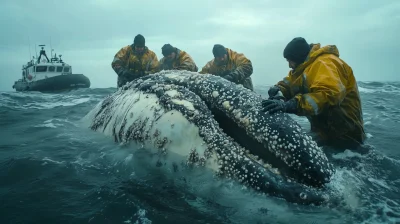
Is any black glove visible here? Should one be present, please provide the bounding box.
[223,74,235,82]
[115,67,125,76]
[117,68,133,78]
[268,86,281,98]
[222,70,239,83]
[222,70,231,76]
[261,98,298,114]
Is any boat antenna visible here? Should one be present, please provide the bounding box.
[28,36,32,60]
[35,43,38,59]
[50,36,53,56]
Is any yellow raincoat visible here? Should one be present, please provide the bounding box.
[199,48,254,91]
[159,49,198,72]
[111,45,159,87]
[276,44,366,146]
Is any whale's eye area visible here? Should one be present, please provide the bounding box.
[300,192,307,200]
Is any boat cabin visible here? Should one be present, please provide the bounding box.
[13,43,90,91]
[21,45,73,82]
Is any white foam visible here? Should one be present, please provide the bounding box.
[358,87,376,93]
[25,97,90,109]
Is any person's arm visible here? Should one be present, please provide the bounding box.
[276,72,294,99]
[199,61,213,74]
[230,53,253,83]
[176,52,198,72]
[146,51,160,74]
[111,46,130,76]
[294,60,346,116]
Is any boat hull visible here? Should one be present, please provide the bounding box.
[12,74,91,92]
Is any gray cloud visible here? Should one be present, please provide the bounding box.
[1,0,399,91]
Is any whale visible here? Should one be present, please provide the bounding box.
[82,70,336,205]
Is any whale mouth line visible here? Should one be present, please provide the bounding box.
[206,104,290,176]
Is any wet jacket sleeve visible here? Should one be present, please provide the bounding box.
[231,53,253,83]
[158,58,166,70]
[146,52,160,74]
[199,61,212,74]
[276,73,294,99]
[177,53,198,72]
[294,61,346,116]
[111,47,129,76]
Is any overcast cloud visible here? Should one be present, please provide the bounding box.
[0,0,399,91]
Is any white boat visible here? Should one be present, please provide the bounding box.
[12,44,90,92]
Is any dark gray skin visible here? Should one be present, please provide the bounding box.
[88,70,336,205]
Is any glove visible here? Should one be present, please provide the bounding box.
[221,70,238,83]
[261,98,298,114]
[117,68,133,78]
[223,74,235,82]
[222,70,231,76]
[268,86,281,98]
[115,66,125,76]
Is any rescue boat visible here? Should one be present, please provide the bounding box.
[12,44,91,92]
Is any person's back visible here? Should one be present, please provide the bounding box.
[304,48,365,147]
[159,44,198,72]
[200,44,254,91]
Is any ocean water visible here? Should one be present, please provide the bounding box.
[1,81,400,224]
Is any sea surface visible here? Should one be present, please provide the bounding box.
[1,81,400,224]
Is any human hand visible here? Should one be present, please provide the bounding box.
[268,86,281,98]
[261,98,298,114]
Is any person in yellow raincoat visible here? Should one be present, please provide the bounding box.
[199,44,254,91]
[111,34,159,87]
[159,44,198,72]
[261,37,366,149]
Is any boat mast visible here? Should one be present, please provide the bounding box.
[37,44,50,64]
[35,44,38,62]
[50,37,54,61]
[28,36,32,61]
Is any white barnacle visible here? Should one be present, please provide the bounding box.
[240,117,250,126]
[234,111,242,120]
[222,101,231,110]
[212,91,219,98]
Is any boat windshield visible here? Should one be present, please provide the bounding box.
[36,66,47,72]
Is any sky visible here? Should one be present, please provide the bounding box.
[0,0,399,91]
